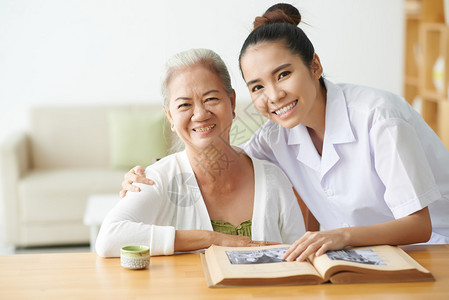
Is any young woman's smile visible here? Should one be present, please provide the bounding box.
[272,99,298,119]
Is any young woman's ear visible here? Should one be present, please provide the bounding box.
[230,89,236,119]
[311,53,323,80]
[163,105,175,132]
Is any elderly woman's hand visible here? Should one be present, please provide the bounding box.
[214,232,279,247]
[119,165,154,198]
[174,230,279,252]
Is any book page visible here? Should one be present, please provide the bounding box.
[310,245,431,280]
[206,245,321,280]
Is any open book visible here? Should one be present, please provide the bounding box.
[201,244,434,287]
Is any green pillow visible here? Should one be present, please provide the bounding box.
[108,110,168,169]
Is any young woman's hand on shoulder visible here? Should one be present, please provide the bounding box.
[120,165,154,198]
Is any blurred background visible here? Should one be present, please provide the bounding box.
[0,0,405,139]
[0,0,447,254]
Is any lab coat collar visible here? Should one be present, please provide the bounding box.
[323,79,355,145]
[287,79,355,178]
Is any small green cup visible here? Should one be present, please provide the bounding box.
[120,245,150,270]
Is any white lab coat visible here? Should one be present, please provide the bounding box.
[243,79,449,244]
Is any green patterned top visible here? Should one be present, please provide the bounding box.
[210,219,252,237]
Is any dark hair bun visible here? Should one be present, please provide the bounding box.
[253,3,301,30]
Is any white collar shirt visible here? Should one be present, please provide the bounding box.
[243,79,449,243]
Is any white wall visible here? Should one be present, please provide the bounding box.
[0,0,403,248]
[0,0,404,138]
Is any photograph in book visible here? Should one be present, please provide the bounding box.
[201,244,435,287]
[326,249,386,265]
[226,247,288,264]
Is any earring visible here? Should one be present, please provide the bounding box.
[171,123,175,131]
[232,111,236,118]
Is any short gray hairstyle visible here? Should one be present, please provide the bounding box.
[161,48,233,107]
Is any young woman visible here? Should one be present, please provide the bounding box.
[95,48,305,257]
[121,4,449,261]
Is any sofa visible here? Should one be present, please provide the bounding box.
[0,102,266,247]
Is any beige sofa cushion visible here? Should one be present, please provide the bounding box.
[30,106,112,169]
[18,169,125,223]
[29,105,169,169]
[21,223,90,246]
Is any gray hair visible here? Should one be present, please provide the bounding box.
[160,48,233,107]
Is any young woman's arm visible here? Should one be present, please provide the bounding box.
[283,207,431,261]
[284,109,441,261]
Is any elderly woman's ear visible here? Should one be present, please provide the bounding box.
[163,105,175,131]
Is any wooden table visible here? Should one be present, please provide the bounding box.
[0,245,448,299]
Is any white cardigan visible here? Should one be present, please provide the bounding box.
[96,151,306,257]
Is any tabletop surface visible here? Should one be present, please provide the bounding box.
[0,244,448,300]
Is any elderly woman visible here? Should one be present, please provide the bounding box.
[95,48,306,257]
